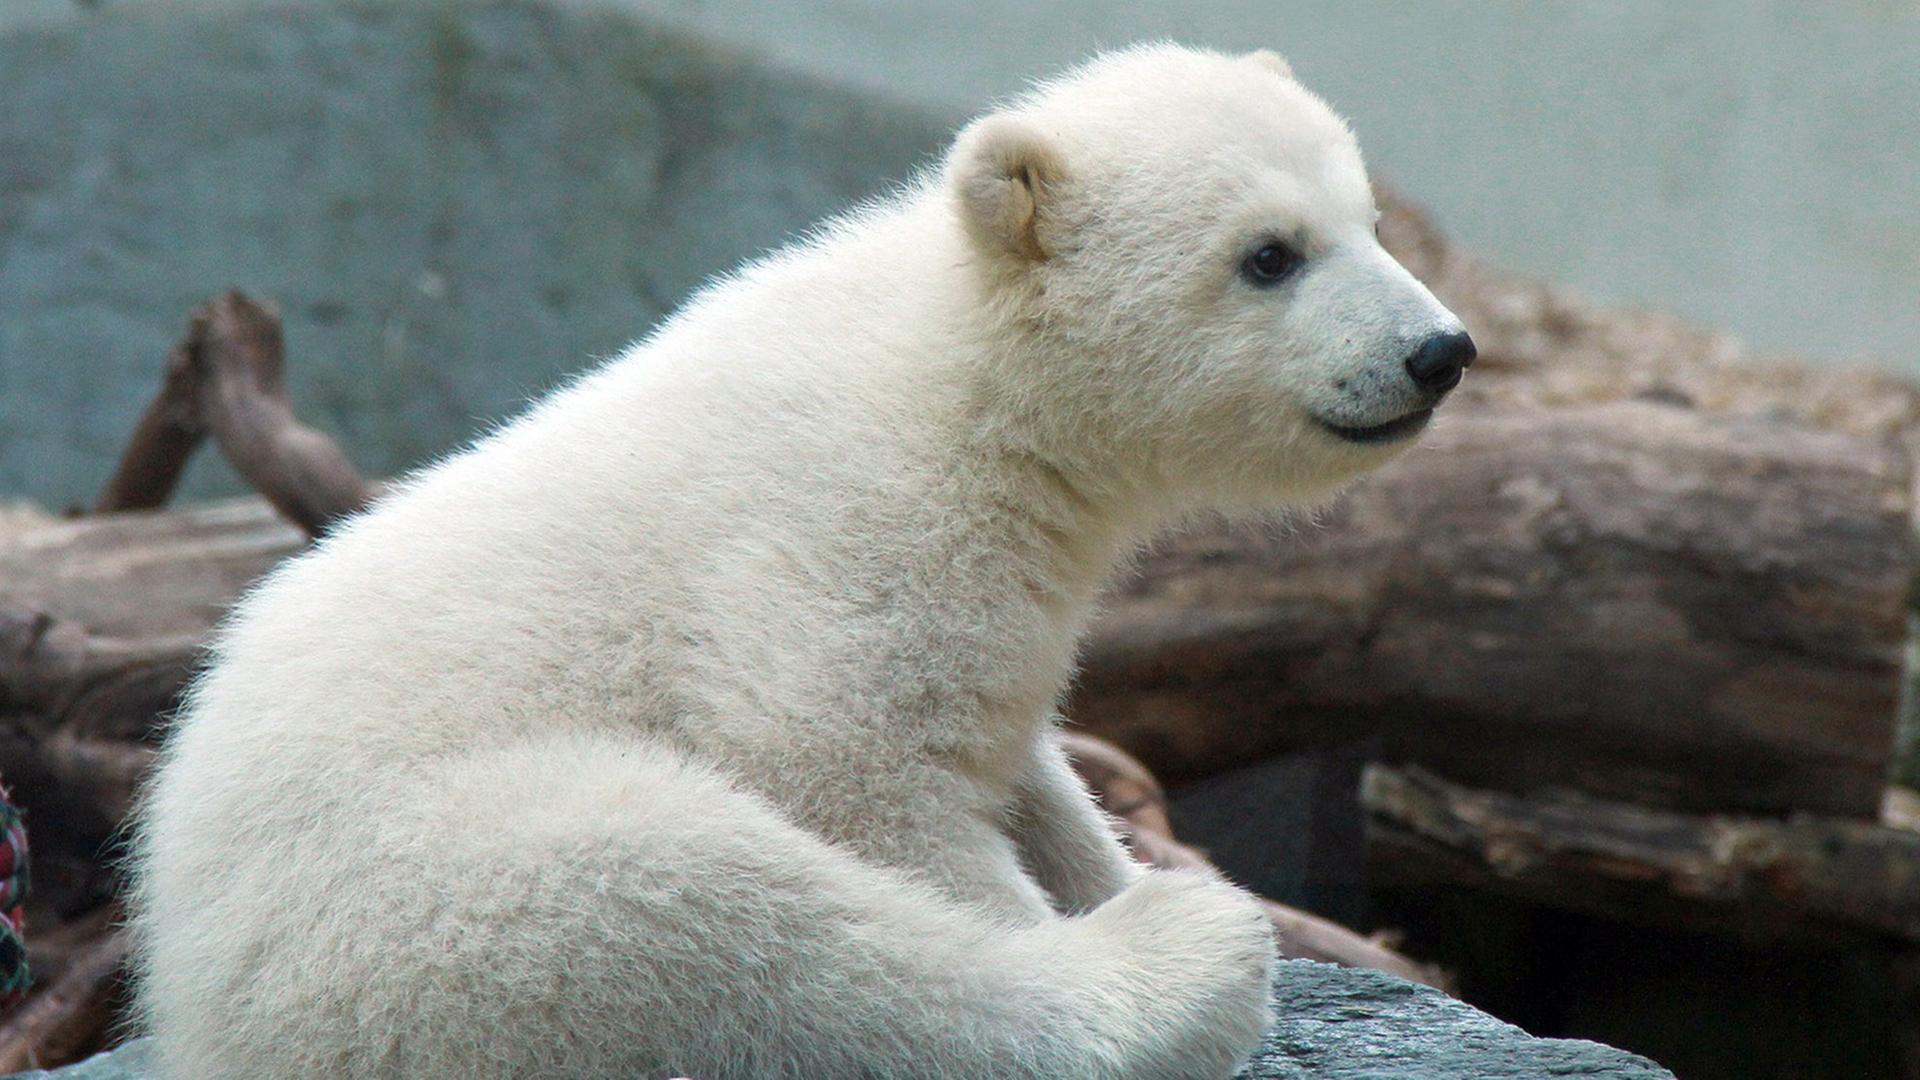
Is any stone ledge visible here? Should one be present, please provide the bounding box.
[1242,960,1673,1078]
[6,961,1673,1078]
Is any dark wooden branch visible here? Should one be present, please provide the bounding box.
[191,292,374,536]
[94,342,206,514]
[1063,734,1452,990]
[1362,763,1920,947]
[94,291,375,537]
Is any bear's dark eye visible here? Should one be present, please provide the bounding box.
[1241,242,1304,286]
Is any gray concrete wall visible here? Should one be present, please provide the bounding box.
[621,0,1920,372]
[0,0,953,505]
[3,0,1916,506]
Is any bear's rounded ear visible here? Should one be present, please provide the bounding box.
[1246,49,1294,80]
[949,115,1066,263]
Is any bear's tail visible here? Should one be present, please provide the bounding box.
[131,731,1274,1079]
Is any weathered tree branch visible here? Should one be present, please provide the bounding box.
[1363,763,1920,947]
[94,342,206,515]
[95,291,375,536]
[36,398,1920,827]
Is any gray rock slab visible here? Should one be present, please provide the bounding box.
[6,961,1673,1078]
[1241,960,1675,1078]
[0,0,954,508]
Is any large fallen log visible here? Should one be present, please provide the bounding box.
[0,500,301,836]
[1361,763,1920,947]
[1071,397,1912,819]
[5,398,1908,828]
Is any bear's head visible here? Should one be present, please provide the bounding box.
[949,44,1473,514]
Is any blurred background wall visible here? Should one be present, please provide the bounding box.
[629,0,1920,370]
[3,0,1916,507]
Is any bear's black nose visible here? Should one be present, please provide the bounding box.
[1404,330,1477,394]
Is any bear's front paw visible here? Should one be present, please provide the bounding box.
[1081,870,1276,1078]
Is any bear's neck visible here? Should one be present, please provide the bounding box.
[699,193,1172,652]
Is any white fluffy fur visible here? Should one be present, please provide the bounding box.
[130,45,1463,1079]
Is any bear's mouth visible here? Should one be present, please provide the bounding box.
[1316,408,1434,445]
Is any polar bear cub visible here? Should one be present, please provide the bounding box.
[130,44,1471,1079]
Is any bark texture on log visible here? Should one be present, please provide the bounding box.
[1362,763,1920,947]
[1071,398,1911,818]
[0,502,301,833]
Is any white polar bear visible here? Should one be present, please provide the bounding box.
[130,44,1471,1079]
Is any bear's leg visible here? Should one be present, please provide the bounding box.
[136,731,1275,1079]
[1012,730,1146,913]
